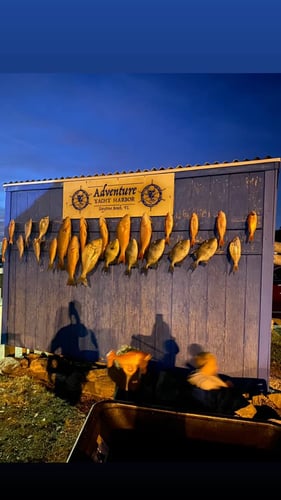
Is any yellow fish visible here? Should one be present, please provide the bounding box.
[117,214,131,264]
[24,218,33,248]
[78,237,103,286]
[79,217,88,255]
[16,234,25,260]
[138,212,152,261]
[1,237,8,263]
[47,237,58,270]
[247,210,257,243]
[216,210,227,248]
[189,237,218,271]
[189,212,199,247]
[57,216,72,270]
[38,215,50,243]
[143,238,166,271]
[66,235,80,286]
[125,238,139,276]
[164,212,173,245]
[168,239,190,273]
[229,236,241,273]
[99,216,109,258]
[8,219,15,245]
[33,237,41,264]
[102,238,120,272]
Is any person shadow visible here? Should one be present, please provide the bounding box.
[47,300,99,404]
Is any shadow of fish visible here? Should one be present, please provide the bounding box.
[189,237,218,271]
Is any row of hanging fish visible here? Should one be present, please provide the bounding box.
[1,209,257,282]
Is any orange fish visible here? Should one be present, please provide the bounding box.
[1,237,8,263]
[66,235,80,286]
[48,237,58,270]
[8,219,15,245]
[79,217,88,255]
[216,210,227,248]
[33,237,41,264]
[99,216,109,258]
[247,210,258,243]
[229,236,241,273]
[57,216,72,270]
[78,237,103,286]
[38,215,50,243]
[16,234,25,260]
[138,212,152,260]
[189,212,199,247]
[24,218,33,248]
[106,349,152,391]
[164,212,173,245]
[116,214,131,264]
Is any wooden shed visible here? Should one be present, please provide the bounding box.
[1,157,280,384]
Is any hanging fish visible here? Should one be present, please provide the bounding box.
[77,237,103,286]
[168,238,190,273]
[1,237,8,263]
[99,216,109,258]
[16,234,25,260]
[24,218,33,247]
[33,237,41,264]
[47,237,58,270]
[189,237,218,271]
[102,238,120,272]
[79,217,88,255]
[57,216,72,270]
[8,219,15,245]
[247,210,258,243]
[164,212,173,245]
[116,214,131,264]
[229,236,241,273]
[38,215,50,243]
[142,238,166,272]
[125,238,139,276]
[66,235,80,286]
[189,212,199,247]
[138,212,152,260]
[216,210,227,248]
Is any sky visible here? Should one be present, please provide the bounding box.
[1,73,281,239]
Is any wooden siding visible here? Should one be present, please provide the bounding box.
[1,161,280,384]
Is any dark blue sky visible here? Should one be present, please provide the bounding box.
[1,73,281,237]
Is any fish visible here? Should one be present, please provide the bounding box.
[102,238,120,272]
[216,210,227,248]
[38,216,50,243]
[142,238,166,271]
[33,237,41,264]
[229,236,241,273]
[106,349,152,391]
[66,235,80,286]
[190,212,199,247]
[57,216,72,270]
[247,210,258,243]
[24,218,33,247]
[138,212,152,260]
[8,219,15,245]
[79,217,88,255]
[125,238,139,276]
[168,238,190,273]
[77,237,103,286]
[164,212,173,245]
[16,234,25,260]
[47,237,58,270]
[116,214,131,264]
[1,237,8,263]
[99,216,109,258]
[189,237,218,271]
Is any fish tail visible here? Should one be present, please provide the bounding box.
[248,233,254,242]
[165,236,170,245]
[77,276,88,287]
[138,250,144,260]
[102,265,110,273]
[118,253,126,264]
[47,263,54,271]
[125,268,132,276]
[168,263,174,273]
[67,277,77,286]
[233,263,239,273]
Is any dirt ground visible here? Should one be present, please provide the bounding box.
[0,329,281,464]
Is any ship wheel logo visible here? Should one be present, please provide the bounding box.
[141,183,163,208]
[71,189,90,211]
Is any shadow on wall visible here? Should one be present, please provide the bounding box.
[131,313,179,369]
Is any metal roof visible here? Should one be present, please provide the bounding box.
[3,156,280,187]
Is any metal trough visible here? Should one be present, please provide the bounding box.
[67,399,281,463]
